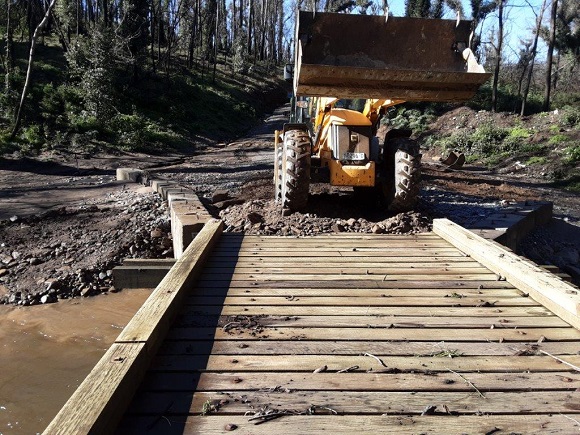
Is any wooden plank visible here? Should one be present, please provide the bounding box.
[433,218,580,329]
[206,259,483,267]
[173,313,568,328]
[116,219,224,348]
[42,343,147,435]
[152,354,580,372]
[203,266,492,275]
[210,250,466,258]
[158,339,580,357]
[195,288,522,297]
[117,414,580,434]
[141,371,580,392]
[185,295,539,307]
[208,257,481,264]
[196,273,502,281]
[131,390,580,415]
[201,305,554,317]
[166,326,579,342]
[195,279,516,289]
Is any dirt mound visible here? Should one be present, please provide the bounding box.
[0,189,171,305]
[219,198,432,236]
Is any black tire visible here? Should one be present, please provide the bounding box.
[281,129,311,211]
[387,137,421,212]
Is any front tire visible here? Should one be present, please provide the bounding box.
[280,129,311,211]
[383,137,421,212]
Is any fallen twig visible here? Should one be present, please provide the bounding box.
[559,413,580,430]
[540,350,580,372]
[364,352,388,367]
[446,368,486,399]
[337,365,359,373]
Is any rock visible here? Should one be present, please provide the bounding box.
[45,278,61,290]
[40,294,56,304]
[9,215,19,222]
[246,212,263,224]
[371,224,383,234]
[346,218,357,227]
[212,189,230,203]
[332,223,345,233]
[29,257,40,265]
[0,269,7,278]
[11,251,20,260]
[214,198,245,209]
[150,228,163,238]
[224,423,238,431]
[1,255,12,265]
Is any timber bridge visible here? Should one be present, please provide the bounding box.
[43,217,580,434]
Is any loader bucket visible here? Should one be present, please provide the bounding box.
[294,11,490,102]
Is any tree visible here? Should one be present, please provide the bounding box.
[10,0,58,139]
[520,0,548,116]
[491,0,506,112]
[543,0,558,110]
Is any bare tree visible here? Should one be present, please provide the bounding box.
[491,0,506,112]
[543,0,558,111]
[10,0,58,139]
[520,0,548,116]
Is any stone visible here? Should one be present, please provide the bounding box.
[346,218,357,226]
[40,294,56,304]
[45,279,61,290]
[11,251,20,260]
[212,189,230,203]
[98,272,107,280]
[0,269,7,277]
[372,224,383,234]
[213,198,245,209]
[331,223,345,233]
[9,215,18,222]
[150,228,163,238]
[246,212,263,224]
[29,257,40,265]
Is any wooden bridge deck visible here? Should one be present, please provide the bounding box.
[44,219,580,434]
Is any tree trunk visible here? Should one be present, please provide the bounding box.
[4,0,14,99]
[10,0,58,140]
[491,0,504,112]
[542,0,557,111]
[521,0,547,116]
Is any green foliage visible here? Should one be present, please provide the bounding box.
[387,107,436,134]
[66,27,116,124]
[503,126,531,151]
[563,143,580,164]
[549,134,569,144]
[560,105,580,128]
[526,156,548,165]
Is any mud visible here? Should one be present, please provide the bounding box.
[0,288,151,434]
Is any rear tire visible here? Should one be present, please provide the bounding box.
[281,129,311,211]
[388,137,421,212]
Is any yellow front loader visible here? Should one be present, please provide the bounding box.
[274,11,490,212]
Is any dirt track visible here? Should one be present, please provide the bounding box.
[1,105,579,305]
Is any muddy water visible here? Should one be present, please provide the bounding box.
[0,289,151,434]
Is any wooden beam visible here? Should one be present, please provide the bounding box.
[43,219,224,435]
[116,218,224,347]
[42,343,148,435]
[433,218,580,329]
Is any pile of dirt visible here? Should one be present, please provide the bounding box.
[218,198,431,236]
[0,189,171,305]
